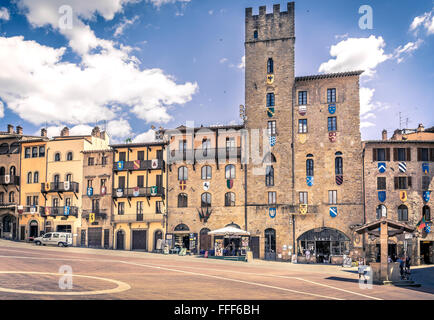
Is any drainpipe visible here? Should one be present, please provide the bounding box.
[362,147,366,255]
[291,81,296,254]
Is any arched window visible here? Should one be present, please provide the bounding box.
[27,172,32,184]
[201,192,211,208]
[54,153,61,161]
[225,164,235,179]
[178,193,188,208]
[9,143,20,154]
[34,172,39,183]
[398,205,408,221]
[9,191,15,203]
[66,174,72,182]
[224,192,235,206]
[54,174,60,189]
[201,166,212,180]
[306,159,314,176]
[335,156,343,175]
[39,146,45,157]
[423,206,431,221]
[9,166,16,176]
[266,165,274,186]
[263,152,276,163]
[32,147,38,158]
[0,143,9,154]
[267,58,274,74]
[253,30,258,39]
[174,223,190,232]
[178,166,188,180]
[376,204,387,219]
[67,152,73,161]
[266,92,275,107]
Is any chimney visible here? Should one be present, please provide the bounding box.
[382,129,387,141]
[41,128,47,137]
[60,127,69,137]
[7,124,14,134]
[417,123,424,132]
[16,125,23,135]
[91,126,101,138]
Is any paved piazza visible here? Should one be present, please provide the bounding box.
[0,240,432,300]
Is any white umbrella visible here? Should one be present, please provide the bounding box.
[208,226,250,236]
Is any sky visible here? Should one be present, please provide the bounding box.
[0,0,433,143]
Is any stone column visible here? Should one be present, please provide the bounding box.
[380,221,388,281]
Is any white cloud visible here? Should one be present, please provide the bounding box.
[238,55,245,69]
[36,124,94,138]
[208,10,214,15]
[360,121,375,128]
[319,36,391,78]
[359,87,390,128]
[334,33,348,40]
[0,7,9,21]
[393,39,423,63]
[107,119,133,138]
[133,129,155,143]
[219,58,228,64]
[410,8,434,35]
[114,15,139,37]
[147,0,191,8]
[0,101,4,118]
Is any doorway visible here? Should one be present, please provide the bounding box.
[29,221,39,239]
[420,241,433,264]
[264,228,276,261]
[199,228,211,252]
[316,241,331,263]
[154,230,163,251]
[116,230,125,250]
[132,230,147,251]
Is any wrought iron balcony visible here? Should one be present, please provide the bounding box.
[18,206,44,214]
[111,213,163,223]
[41,206,79,217]
[82,209,108,220]
[41,182,79,193]
[112,186,165,198]
[0,175,20,186]
[113,159,165,171]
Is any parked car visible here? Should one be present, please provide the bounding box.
[34,232,72,247]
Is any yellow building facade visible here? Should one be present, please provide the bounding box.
[112,142,167,251]
[18,133,49,240]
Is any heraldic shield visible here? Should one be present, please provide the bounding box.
[267,107,274,118]
[378,191,386,202]
[336,175,343,185]
[422,163,429,174]
[398,161,407,173]
[329,207,337,218]
[378,162,386,173]
[328,104,336,114]
[269,207,276,218]
[423,191,430,202]
[299,204,307,215]
[306,176,314,186]
[269,136,276,147]
[266,74,274,85]
[298,134,307,144]
[328,132,336,142]
[400,190,407,202]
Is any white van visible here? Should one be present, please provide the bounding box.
[34,232,72,247]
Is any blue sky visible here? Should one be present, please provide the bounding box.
[0,0,433,142]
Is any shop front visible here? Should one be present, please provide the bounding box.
[208,224,250,260]
[297,227,350,264]
[420,241,433,264]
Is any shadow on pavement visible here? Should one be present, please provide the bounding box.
[324,276,359,283]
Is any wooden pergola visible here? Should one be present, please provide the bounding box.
[355,218,415,281]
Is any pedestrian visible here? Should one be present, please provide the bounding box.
[305,249,311,263]
[405,256,411,274]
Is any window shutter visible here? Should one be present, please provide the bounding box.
[394,177,398,190]
[417,148,422,161]
[407,148,411,161]
[408,176,412,188]
[393,148,398,161]
[386,148,390,161]
[373,148,377,162]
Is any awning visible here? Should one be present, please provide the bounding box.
[208,226,250,236]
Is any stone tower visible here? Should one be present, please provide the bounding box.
[244,3,296,258]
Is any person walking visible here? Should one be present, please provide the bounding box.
[305,249,311,263]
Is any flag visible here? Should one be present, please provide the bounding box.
[416,216,427,230]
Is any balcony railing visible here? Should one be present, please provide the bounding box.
[112,186,165,198]
[168,147,241,163]
[0,175,20,186]
[41,182,79,193]
[82,209,108,220]
[113,159,165,171]
[111,213,163,223]
[41,206,79,217]
[20,206,44,214]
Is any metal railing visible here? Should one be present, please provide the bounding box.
[0,175,20,185]
[82,209,108,220]
[113,159,165,171]
[41,182,79,193]
[168,147,241,163]
[41,206,79,217]
[112,186,165,198]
